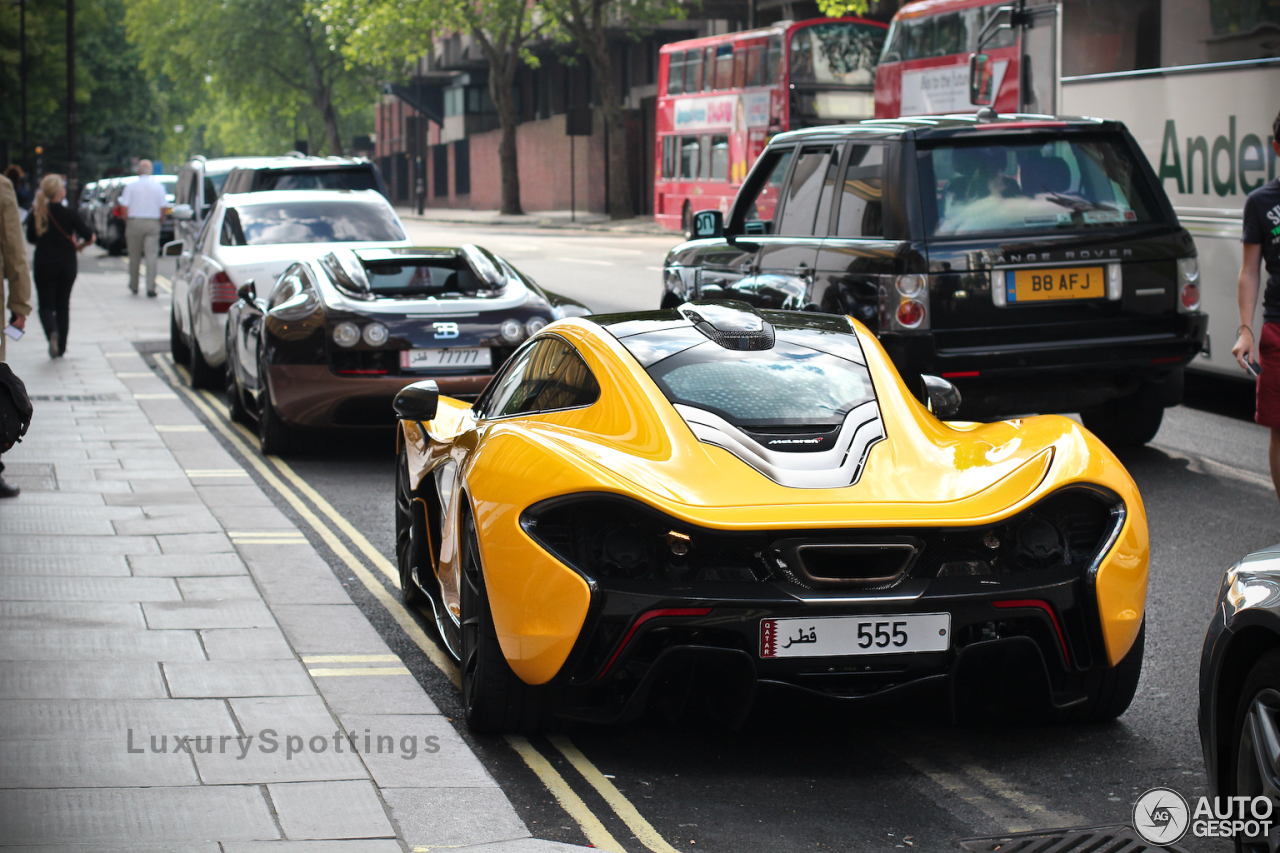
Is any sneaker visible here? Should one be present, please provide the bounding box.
[48,333,59,358]
[0,477,19,498]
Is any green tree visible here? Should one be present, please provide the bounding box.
[322,0,549,215]
[542,0,688,218]
[125,0,374,157]
[0,0,164,185]
[814,0,870,16]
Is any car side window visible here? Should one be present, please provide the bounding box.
[220,208,247,247]
[777,146,838,237]
[737,147,794,235]
[194,211,216,255]
[833,145,886,239]
[483,337,600,419]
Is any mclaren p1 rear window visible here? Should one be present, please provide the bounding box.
[646,340,874,427]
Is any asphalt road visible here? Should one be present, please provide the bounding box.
[112,222,1273,852]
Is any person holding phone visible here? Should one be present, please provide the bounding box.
[26,173,94,358]
[1231,109,1280,501]
[0,173,33,498]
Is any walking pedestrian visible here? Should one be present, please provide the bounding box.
[1232,109,1280,502]
[4,166,32,213]
[118,159,167,297]
[0,173,34,497]
[26,174,94,359]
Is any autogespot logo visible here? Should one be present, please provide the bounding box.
[1133,787,1190,845]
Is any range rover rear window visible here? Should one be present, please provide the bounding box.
[918,136,1161,238]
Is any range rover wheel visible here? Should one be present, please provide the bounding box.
[1081,393,1164,449]
[1228,649,1280,853]
[395,445,427,607]
[459,512,558,734]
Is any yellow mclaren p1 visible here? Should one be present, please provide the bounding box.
[392,301,1149,733]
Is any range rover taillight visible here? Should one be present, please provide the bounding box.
[1177,257,1201,312]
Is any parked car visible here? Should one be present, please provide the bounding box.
[166,189,413,390]
[662,115,1207,448]
[91,177,121,248]
[393,300,1149,733]
[172,156,290,253]
[1199,544,1280,852]
[220,154,388,198]
[225,244,589,453]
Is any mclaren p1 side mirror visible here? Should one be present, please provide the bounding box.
[237,280,256,303]
[394,380,439,422]
[921,374,962,419]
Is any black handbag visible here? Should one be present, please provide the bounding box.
[0,362,33,452]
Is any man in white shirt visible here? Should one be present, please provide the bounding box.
[118,160,168,297]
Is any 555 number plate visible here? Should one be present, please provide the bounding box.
[760,613,951,659]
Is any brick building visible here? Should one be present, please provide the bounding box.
[373,0,903,216]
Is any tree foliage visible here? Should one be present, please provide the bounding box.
[0,0,164,183]
[125,0,375,158]
[815,0,871,17]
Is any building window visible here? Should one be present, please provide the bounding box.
[662,136,677,180]
[433,144,449,197]
[454,140,470,196]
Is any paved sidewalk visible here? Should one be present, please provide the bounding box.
[395,206,671,236]
[0,256,598,851]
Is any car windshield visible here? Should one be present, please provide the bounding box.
[221,201,405,246]
[646,339,875,428]
[256,169,379,192]
[362,260,481,297]
[920,136,1160,237]
[789,22,886,87]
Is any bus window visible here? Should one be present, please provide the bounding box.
[698,136,712,181]
[934,11,965,56]
[790,22,884,86]
[779,147,837,237]
[835,145,885,238]
[766,36,783,84]
[703,47,716,91]
[680,136,700,180]
[715,45,734,89]
[684,49,703,94]
[746,46,765,87]
[662,137,677,180]
[733,48,748,89]
[667,52,684,95]
[710,135,729,181]
[740,148,794,234]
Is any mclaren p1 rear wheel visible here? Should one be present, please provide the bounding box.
[395,446,426,607]
[1229,650,1280,853]
[1061,620,1145,724]
[459,513,558,734]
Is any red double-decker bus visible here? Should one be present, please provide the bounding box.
[655,17,888,236]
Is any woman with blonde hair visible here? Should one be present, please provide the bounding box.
[26,173,94,358]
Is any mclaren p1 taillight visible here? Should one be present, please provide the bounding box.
[210,271,236,314]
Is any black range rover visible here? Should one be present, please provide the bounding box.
[661,115,1207,447]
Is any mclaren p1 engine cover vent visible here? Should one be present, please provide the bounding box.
[679,302,776,351]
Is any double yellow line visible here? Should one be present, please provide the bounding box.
[149,353,678,853]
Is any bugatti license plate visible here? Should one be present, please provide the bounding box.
[759,613,950,658]
[401,347,492,370]
[1005,266,1105,302]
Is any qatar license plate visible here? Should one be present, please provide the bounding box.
[760,613,950,659]
[400,347,492,370]
[1006,266,1105,302]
